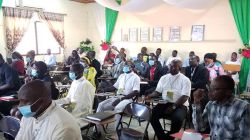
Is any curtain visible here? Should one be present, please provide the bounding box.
[3,7,35,55]
[105,0,121,43]
[229,0,250,93]
[0,0,3,9]
[39,12,65,48]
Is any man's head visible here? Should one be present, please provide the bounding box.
[87,51,96,60]
[137,53,143,61]
[172,50,178,57]
[32,61,48,78]
[47,49,51,55]
[141,47,147,54]
[80,57,91,68]
[123,61,134,74]
[72,50,78,57]
[189,51,195,58]
[12,52,23,61]
[231,52,237,62]
[209,75,234,102]
[0,53,5,66]
[189,55,199,67]
[18,80,52,117]
[156,48,162,56]
[169,60,182,75]
[120,48,125,53]
[204,53,214,65]
[69,63,84,80]
[26,50,35,63]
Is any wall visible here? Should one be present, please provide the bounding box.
[0,0,88,61]
[87,0,243,63]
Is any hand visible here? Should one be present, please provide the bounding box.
[112,99,121,107]
[193,89,205,105]
[96,88,104,93]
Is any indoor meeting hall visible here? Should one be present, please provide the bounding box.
[0,0,250,140]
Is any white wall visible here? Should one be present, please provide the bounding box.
[87,0,243,63]
[0,0,88,61]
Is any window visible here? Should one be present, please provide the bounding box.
[15,13,61,55]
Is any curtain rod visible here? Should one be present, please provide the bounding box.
[2,6,67,16]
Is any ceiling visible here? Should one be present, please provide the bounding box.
[71,0,95,3]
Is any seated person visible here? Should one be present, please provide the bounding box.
[203,53,225,81]
[0,53,21,96]
[166,50,182,66]
[16,80,82,140]
[87,51,102,79]
[225,52,241,82]
[109,56,126,79]
[182,51,195,68]
[145,60,191,140]
[156,48,165,67]
[80,57,97,87]
[44,49,56,69]
[113,46,126,59]
[104,47,116,65]
[134,53,149,76]
[141,47,149,62]
[11,51,25,76]
[141,55,163,95]
[192,76,250,139]
[55,64,95,127]
[66,50,80,66]
[25,50,36,76]
[96,61,140,129]
[185,55,209,91]
[25,61,59,100]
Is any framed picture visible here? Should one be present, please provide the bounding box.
[169,26,181,42]
[191,25,205,41]
[129,28,138,42]
[153,27,163,42]
[140,28,150,42]
[121,28,128,41]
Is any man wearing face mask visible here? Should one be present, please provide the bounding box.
[25,50,36,76]
[55,63,95,127]
[145,60,191,140]
[15,80,82,140]
[96,61,140,130]
[111,56,126,78]
[134,53,149,76]
[25,61,59,100]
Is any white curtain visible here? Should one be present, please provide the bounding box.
[163,0,219,9]
[95,0,163,12]
[89,4,106,40]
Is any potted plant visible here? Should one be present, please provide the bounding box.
[79,38,94,52]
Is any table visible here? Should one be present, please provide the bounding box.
[170,129,209,139]
[95,92,116,97]
[240,92,250,99]
[49,71,69,74]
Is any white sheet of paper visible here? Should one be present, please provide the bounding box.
[182,131,202,140]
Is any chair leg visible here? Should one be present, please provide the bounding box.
[102,125,108,134]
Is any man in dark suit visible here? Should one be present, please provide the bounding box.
[185,55,209,121]
[87,51,102,83]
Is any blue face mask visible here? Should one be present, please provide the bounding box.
[26,57,31,63]
[18,99,40,118]
[31,69,38,77]
[69,72,76,80]
[149,60,155,66]
[123,66,130,73]
[114,58,121,65]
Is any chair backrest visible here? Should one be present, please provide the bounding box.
[0,116,20,138]
[223,64,241,72]
[123,102,151,121]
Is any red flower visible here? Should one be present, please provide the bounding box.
[100,41,110,51]
[242,49,250,58]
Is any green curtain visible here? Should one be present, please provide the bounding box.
[105,0,121,43]
[229,0,250,93]
[0,0,3,9]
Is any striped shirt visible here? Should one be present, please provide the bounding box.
[192,97,250,140]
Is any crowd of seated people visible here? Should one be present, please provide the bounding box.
[0,45,248,140]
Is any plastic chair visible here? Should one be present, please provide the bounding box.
[116,102,151,140]
[0,116,20,139]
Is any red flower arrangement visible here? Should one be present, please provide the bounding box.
[239,45,250,58]
[100,41,111,51]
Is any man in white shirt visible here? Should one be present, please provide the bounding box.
[44,49,56,68]
[156,48,165,67]
[145,60,191,140]
[96,61,140,128]
[55,63,95,127]
[225,52,241,82]
[16,80,82,140]
[166,50,182,66]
